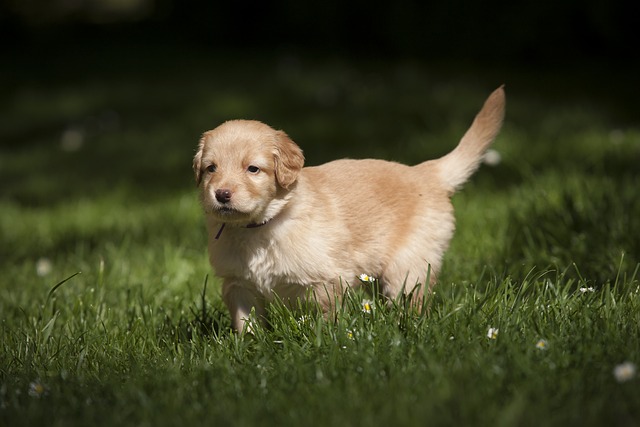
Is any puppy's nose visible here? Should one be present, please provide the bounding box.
[215,189,233,204]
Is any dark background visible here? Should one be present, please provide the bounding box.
[1,0,638,63]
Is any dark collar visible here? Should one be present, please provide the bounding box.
[214,218,272,240]
[245,219,270,229]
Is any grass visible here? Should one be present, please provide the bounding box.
[1,46,640,426]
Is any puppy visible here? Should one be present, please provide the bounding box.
[194,86,505,331]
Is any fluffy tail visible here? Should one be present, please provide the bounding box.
[432,86,505,192]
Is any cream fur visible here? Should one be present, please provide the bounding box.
[194,86,506,331]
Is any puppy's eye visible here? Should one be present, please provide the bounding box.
[206,164,217,173]
[247,165,260,174]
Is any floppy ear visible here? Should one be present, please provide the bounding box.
[193,135,205,186]
[273,130,304,189]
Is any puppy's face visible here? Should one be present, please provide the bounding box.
[193,120,304,224]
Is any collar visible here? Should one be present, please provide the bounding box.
[214,218,272,240]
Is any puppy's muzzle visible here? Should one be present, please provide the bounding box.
[215,189,233,204]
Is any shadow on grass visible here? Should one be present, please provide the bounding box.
[503,172,640,285]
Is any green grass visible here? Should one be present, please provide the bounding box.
[1,48,639,426]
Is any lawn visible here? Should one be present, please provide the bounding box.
[1,46,639,426]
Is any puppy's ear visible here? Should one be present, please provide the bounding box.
[273,130,304,189]
[193,135,205,186]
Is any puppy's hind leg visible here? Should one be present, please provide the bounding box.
[310,280,347,321]
[380,263,435,310]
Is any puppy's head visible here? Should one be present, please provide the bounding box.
[193,120,304,224]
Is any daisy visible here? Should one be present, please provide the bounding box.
[28,380,47,398]
[36,258,53,277]
[361,299,373,314]
[483,149,502,166]
[297,315,312,326]
[535,339,548,350]
[613,362,636,383]
[579,287,595,293]
[487,327,499,340]
[358,274,376,283]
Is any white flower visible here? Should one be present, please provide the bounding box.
[487,327,499,340]
[36,258,53,277]
[297,315,312,326]
[361,299,373,314]
[579,287,595,293]
[28,380,47,398]
[358,274,376,283]
[483,149,502,166]
[613,362,636,383]
[60,127,85,152]
[535,339,548,350]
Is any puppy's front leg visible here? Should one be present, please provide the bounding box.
[222,279,265,332]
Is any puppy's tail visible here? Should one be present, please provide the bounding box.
[431,86,505,192]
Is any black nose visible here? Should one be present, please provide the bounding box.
[215,189,232,203]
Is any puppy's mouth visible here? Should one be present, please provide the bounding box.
[217,206,236,214]
[209,204,251,221]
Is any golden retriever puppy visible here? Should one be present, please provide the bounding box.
[194,86,505,331]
